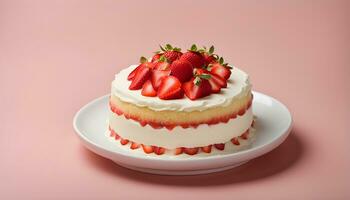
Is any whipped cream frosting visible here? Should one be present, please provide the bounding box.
[111,65,251,112]
[109,107,253,149]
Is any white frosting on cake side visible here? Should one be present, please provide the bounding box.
[111,65,251,112]
[109,106,253,149]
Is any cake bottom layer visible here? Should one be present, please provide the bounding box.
[108,126,256,156]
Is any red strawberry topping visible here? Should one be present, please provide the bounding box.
[201,145,212,153]
[210,63,231,80]
[129,66,151,90]
[151,69,171,90]
[170,60,193,82]
[180,51,205,68]
[175,147,183,155]
[183,76,212,100]
[151,54,162,62]
[214,143,225,150]
[130,142,141,149]
[184,147,199,155]
[141,80,157,97]
[127,65,142,81]
[142,144,154,154]
[153,146,166,155]
[158,76,184,100]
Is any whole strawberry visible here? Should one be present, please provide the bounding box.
[157,44,182,63]
[170,60,193,82]
[201,45,217,65]
[179,44,205,68]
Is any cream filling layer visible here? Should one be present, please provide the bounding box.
[109,106,253,149]
[111,65,252,112]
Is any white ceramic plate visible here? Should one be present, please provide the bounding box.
[73,91,292,175]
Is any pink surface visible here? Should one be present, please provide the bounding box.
[1,0,349,199]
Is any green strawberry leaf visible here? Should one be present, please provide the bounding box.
[209,45,214,55]
[190,44,197,51]
[197,73,211,80]
[159,45,166,52]
[140,56,148,63]
[165,44,173,50]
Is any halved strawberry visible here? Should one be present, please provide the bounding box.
[240,130,249,140]
[120,138,129,145]
[210,63,231,80]
[129,66,151,90]
[210,73,227,88]
[130,142,141,149]
[170,60,193,82]
[208,77,221,93]
[184,147,199,155]
[231,137,240,145]
[127,65,142,81]
[151,69,170,90]
[158,76,184,100]
[214,143,225,150]
[183,77,212,100]
[153,146,165,155]
[201,145,212,153]
[141,144,154,154]
[141,80,157,97]
[175,147,183,155]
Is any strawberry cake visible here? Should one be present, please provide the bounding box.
[109,44,255,156]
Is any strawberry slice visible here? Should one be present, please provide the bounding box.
[183,77,212,100]
[141,144,154,154]
[210,63,231,80]
[184,147,199,155]
[141,80,157,97]
[201,145,212,153]
[214,143,225,150]
[158,76,184,100]
[175,147,183,155]
[120,138,129,145]
[208,78,221,93]
[240,130,249,140]
[153,146,165,155]
[127,65,142,81]
[151,69,170,90]
[129,66,151,90]
[130,142,141,149]
[231,137,240,145]
[210,73,227,88]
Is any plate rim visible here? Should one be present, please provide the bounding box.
[73,91,293,163]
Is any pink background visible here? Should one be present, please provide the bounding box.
[1,0,349,199]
